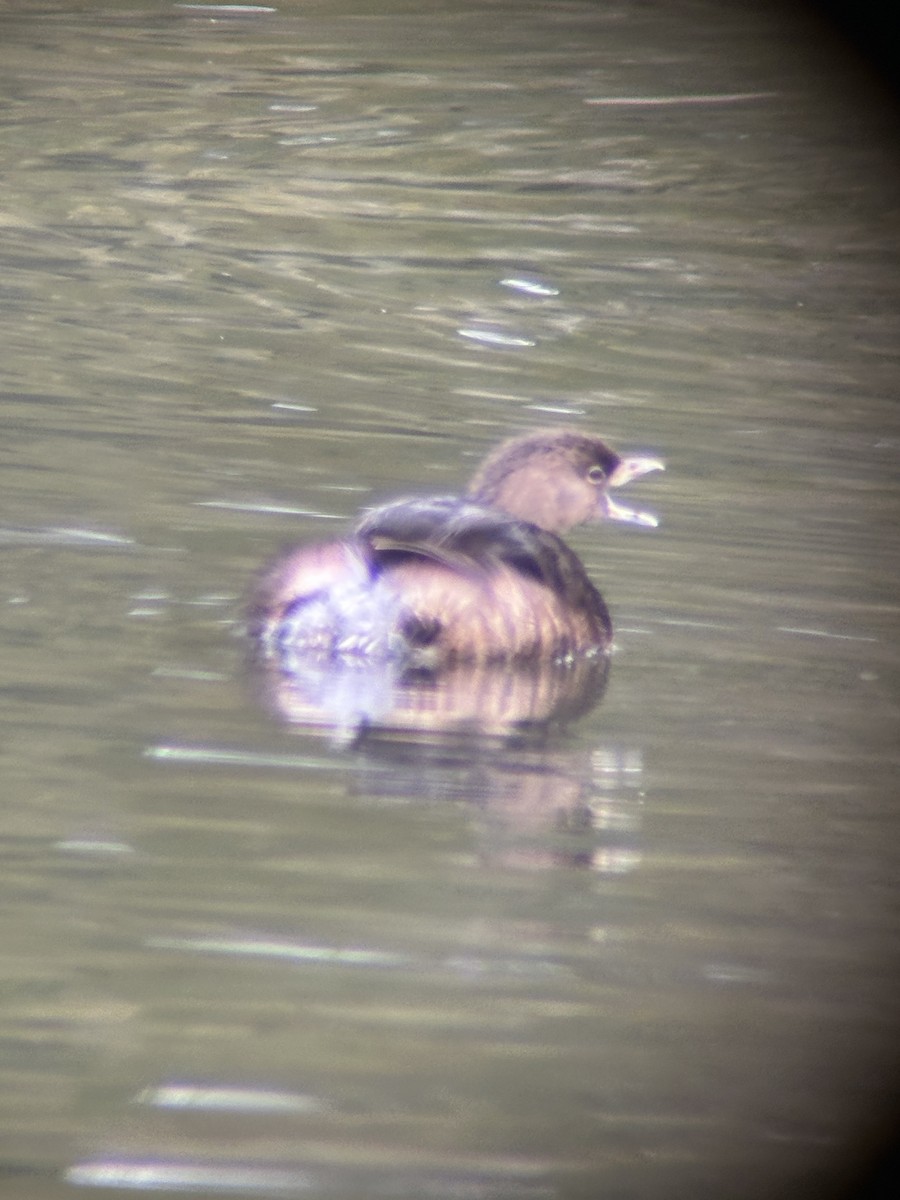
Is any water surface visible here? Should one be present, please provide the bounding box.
[1,2,898,1198]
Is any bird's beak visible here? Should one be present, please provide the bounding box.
[601,456,665,528]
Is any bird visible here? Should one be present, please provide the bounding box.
[249,428,662,671]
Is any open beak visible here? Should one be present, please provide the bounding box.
[601,456,665,528]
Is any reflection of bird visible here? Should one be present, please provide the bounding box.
[249,429,662,668]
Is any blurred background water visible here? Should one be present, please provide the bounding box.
[1,1,898,1198]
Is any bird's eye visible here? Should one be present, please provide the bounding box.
[587,465,606,484]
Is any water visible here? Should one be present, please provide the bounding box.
[1,1,898,1197]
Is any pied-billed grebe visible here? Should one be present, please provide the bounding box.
[249,429,662,667]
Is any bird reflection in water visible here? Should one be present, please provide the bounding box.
[247,428,661,867]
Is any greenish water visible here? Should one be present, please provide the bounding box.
[0,2,898,1198]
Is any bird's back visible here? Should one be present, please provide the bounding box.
[251,495,612,667]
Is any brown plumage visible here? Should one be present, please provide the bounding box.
[249,429,662,667]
